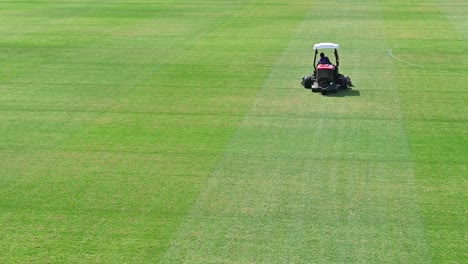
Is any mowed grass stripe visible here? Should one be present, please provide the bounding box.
[162,1,429,263]
[0,1,291,262]
[383,0,467,262]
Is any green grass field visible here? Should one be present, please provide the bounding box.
[0,0,466,262]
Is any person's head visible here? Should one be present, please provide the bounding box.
[320,52,325,57]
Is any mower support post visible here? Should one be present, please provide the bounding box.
[334,49,340,68]
[313,49,318,70]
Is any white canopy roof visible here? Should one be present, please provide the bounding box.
[313,43,339,50]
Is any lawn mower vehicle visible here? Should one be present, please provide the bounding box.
[301,43,352,95]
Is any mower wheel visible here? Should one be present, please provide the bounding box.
[341,79,348,89]
[302,76,313,89]
[337,75,347,89]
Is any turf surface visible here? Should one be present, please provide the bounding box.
[0,0,466,263]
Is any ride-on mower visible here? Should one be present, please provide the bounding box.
[301,42,352,95]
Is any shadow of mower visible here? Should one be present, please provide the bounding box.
[326,88,360,97]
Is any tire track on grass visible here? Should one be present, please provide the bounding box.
[160,2,317,262]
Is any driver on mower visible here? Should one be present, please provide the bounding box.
[318,52,332,65]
